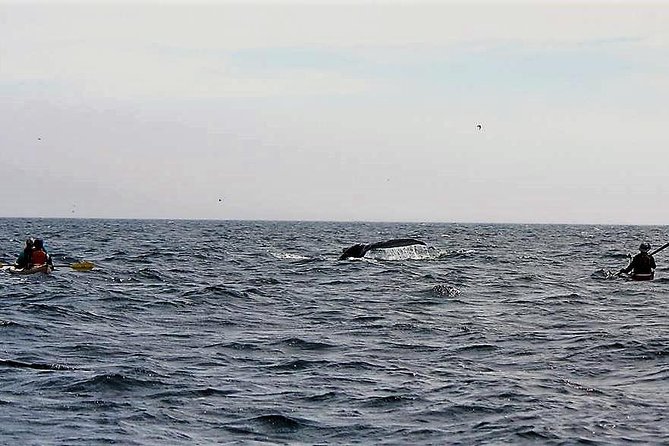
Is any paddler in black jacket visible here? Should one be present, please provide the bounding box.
[14,238,35,269]
[620,242,656,280]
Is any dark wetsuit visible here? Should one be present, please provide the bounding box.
[15,248,33,268]
[621,252,656,279]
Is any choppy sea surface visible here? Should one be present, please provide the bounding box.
[1,218,668,445]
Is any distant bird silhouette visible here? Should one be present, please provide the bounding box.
[476,124,483,131]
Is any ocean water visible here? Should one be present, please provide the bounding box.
[1,218,668,445]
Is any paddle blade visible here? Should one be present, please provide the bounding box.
[70,261,94,271]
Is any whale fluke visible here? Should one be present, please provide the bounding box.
[339,238,426,260]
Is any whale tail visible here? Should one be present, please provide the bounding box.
[367,238,426,250]
[339,243,368,260]
[339,239,426,260]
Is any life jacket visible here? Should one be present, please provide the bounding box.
[31,249,48,266]
[632,253,654,274]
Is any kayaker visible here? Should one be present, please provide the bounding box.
[619,242,656,280]
[30,239,52,267]
[14,238,35,268]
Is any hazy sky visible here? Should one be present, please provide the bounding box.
[2,1,668,223]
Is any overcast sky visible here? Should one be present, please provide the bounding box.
[1,1,668,224]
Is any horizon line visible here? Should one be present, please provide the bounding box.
[0,216,665,227]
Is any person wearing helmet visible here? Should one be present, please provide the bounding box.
[14,238,35,269]
[619,242,656,280]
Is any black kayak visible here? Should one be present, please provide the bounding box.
[630,272,654,281]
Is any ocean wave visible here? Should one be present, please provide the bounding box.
[269,251,311,261]
[182,285,248,299]
[248,277,281,285]
[591,268,622,280]
[430,284,460,297]
[269,359,330,371]
[454,343,500,353]
[225,414,310,435]
[360,394,419,408]
[350,315,385,323]
[274,337,336,351]
[210,341,262,351]
[0,359,75,371]
[438,249,476,258]
[152,387,238,399]
[134,268,167,282]
[303,391,338,402]
[65,373,166,393]
[0,320,21,327]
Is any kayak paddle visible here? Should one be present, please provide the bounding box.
[650,241,669,256]
[0,261,95,271]
[60,261,95,271]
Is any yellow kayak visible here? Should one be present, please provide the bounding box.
[6,264,54,275]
